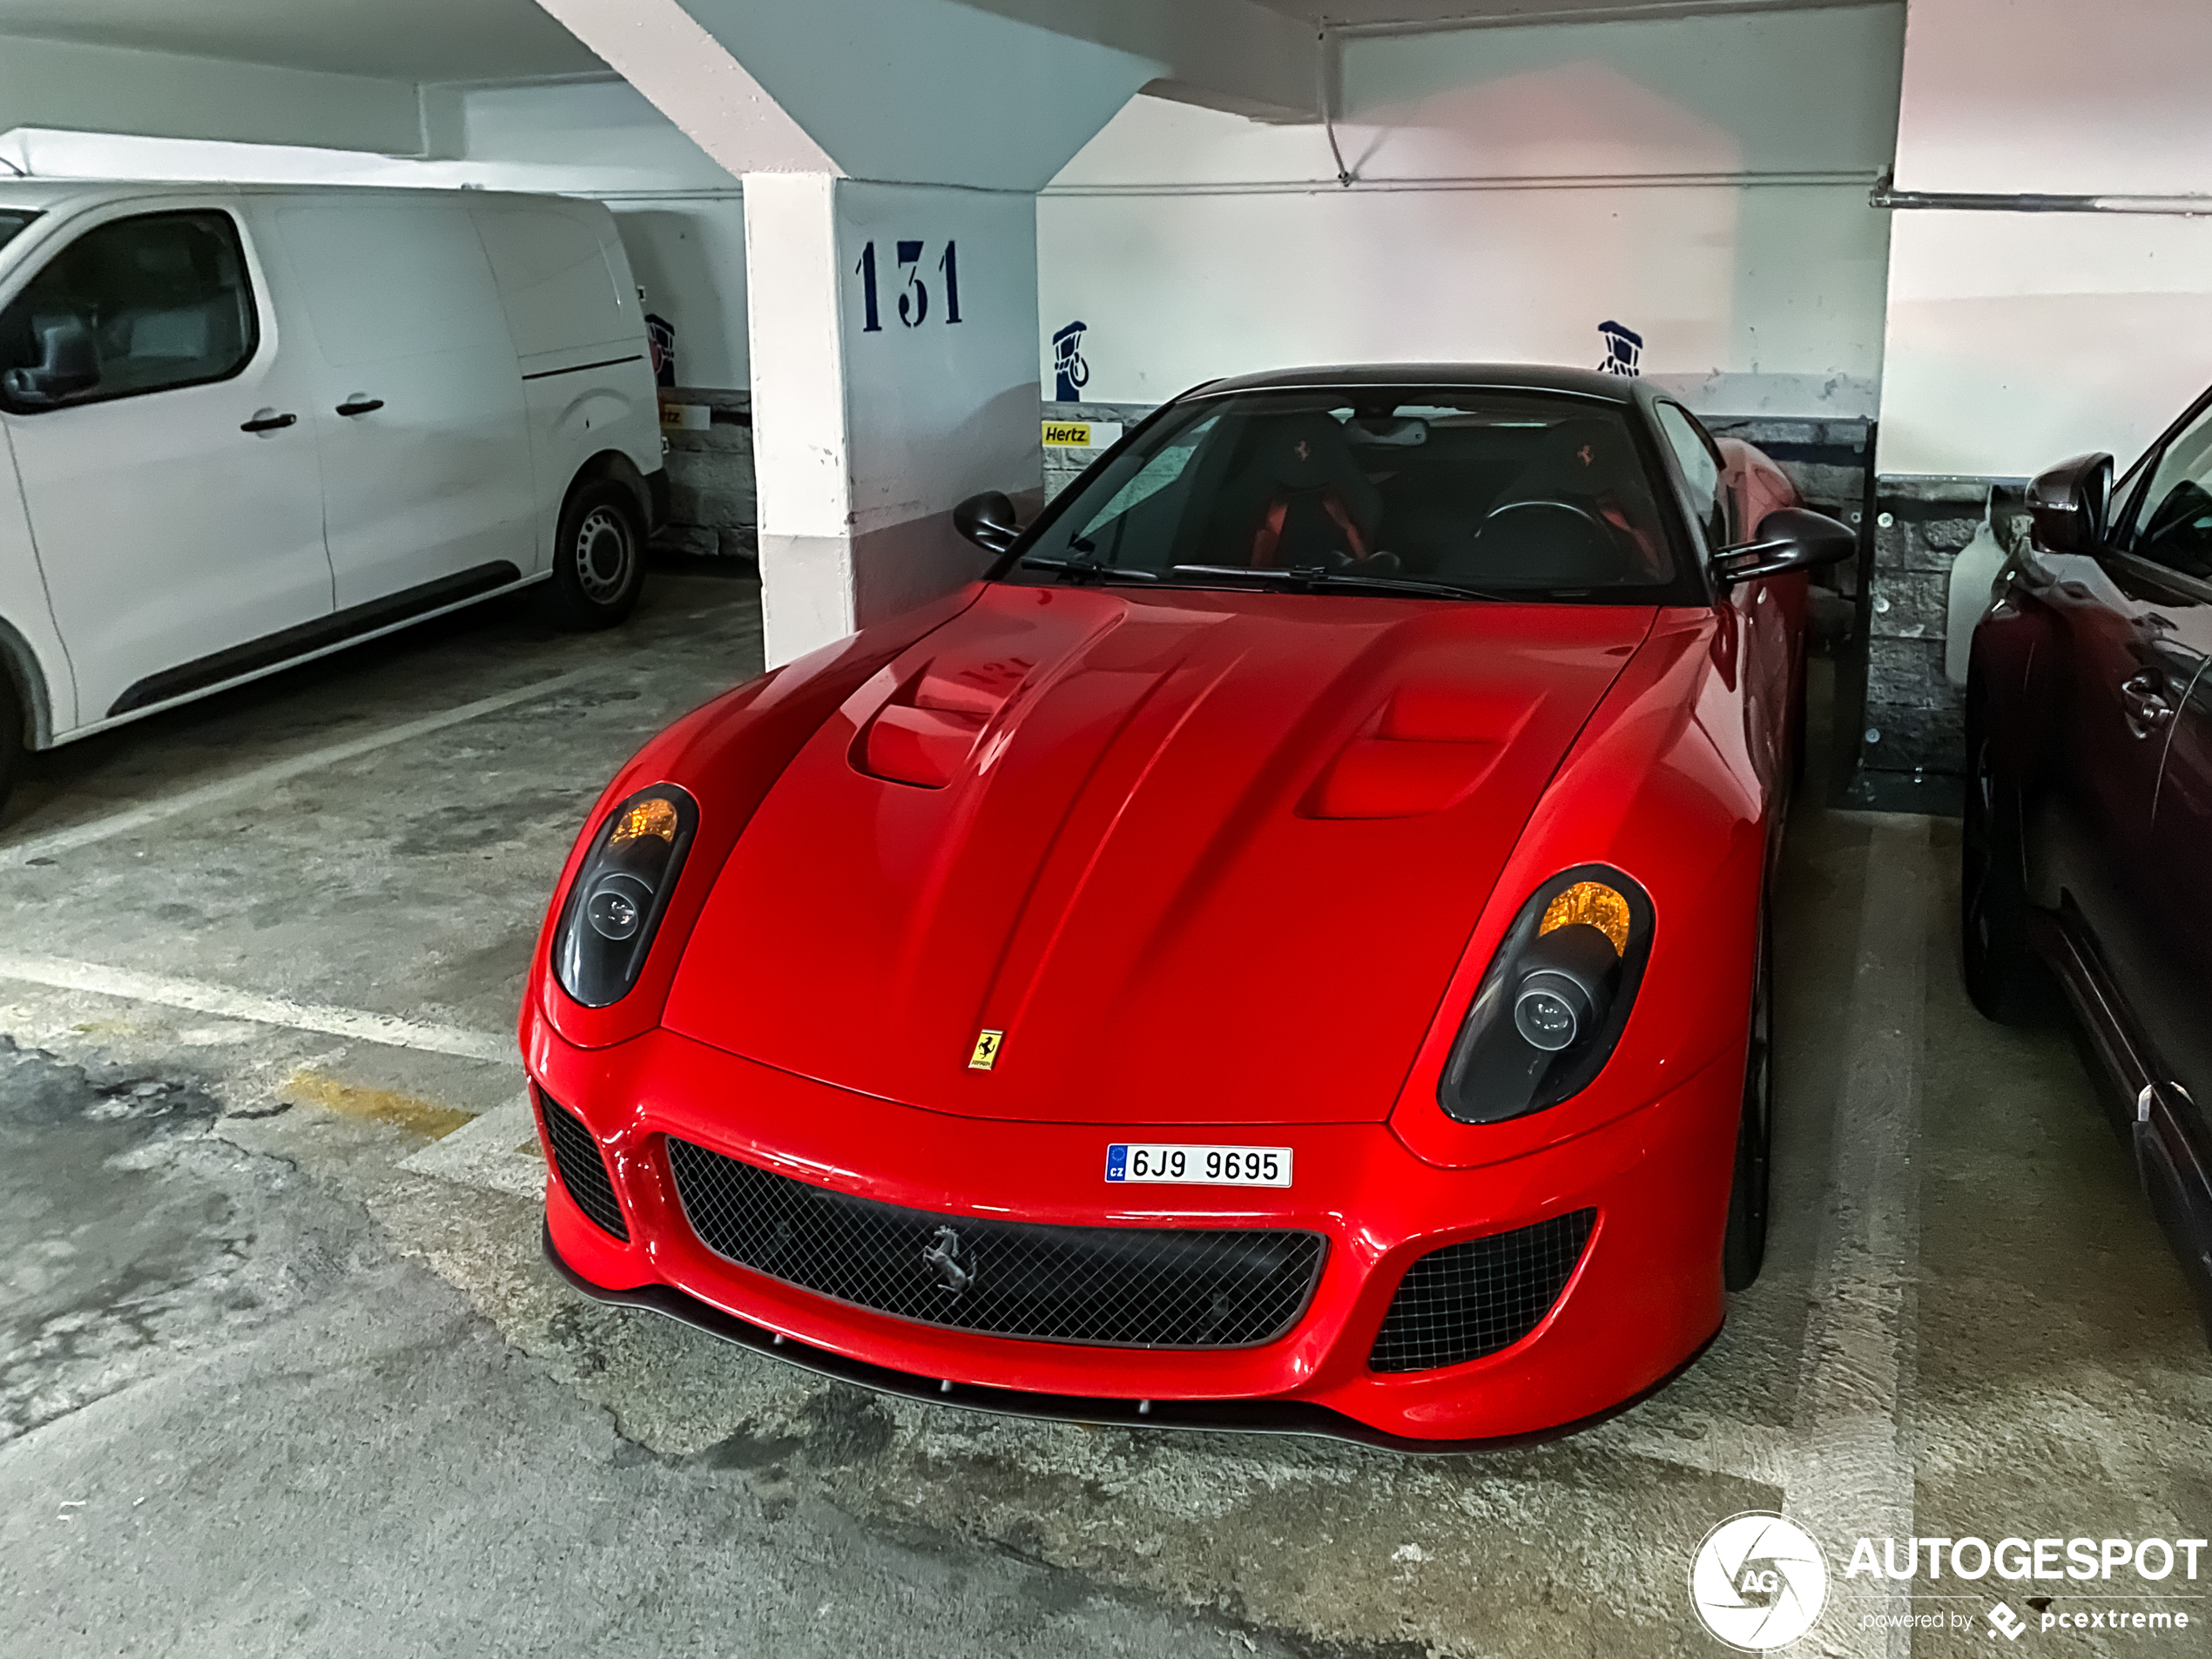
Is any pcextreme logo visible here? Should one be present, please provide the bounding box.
[1689,1513,1829,1650]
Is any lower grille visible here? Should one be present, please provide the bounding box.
[1369,1209,1595,1373]
[665,1137,1325,1348]
[539,1090,629,1241]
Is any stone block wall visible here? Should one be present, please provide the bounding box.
[654,387,757,563]
[1860,479,2029,775]
[1042,401,1157,502]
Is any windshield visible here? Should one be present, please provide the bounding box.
[1007,388,1696,603]
[0,211,36,256]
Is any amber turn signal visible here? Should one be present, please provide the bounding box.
[1539,880,1630,955]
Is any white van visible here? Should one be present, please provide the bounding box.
[0,179,666,811]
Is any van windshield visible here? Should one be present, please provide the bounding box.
[0,212,36,255]
[1004,388,1698,604]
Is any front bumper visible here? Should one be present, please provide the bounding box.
[525,1015,1737,1442]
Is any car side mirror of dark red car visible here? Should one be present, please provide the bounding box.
[2027,452,2114,553]
[1711,507,1858,588]
[954,490,1022,555]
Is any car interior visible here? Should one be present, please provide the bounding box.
[1035,394,1683,595]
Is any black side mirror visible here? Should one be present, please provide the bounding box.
[953,490,1021,555]
[1712,507,1858,586]
[2026,452,2113,553]
[3,317,100,408]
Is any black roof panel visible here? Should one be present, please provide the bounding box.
[1190,362,1642,404]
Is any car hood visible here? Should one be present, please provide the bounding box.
[662,583,1654,1124]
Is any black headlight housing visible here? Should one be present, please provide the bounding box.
[554,786,699,1008]
[1438,864,1655,1124]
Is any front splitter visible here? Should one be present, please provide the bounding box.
[542,1219,1713,1454]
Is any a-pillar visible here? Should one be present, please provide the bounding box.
[745,173,1042,665]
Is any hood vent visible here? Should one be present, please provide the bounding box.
[853,655,1033,788]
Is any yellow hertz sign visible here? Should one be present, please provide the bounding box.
[1042,420,1122,449]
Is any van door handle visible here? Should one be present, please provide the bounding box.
[2121,671,2175,738]
[334,396,384,417]
[239,409,297,434]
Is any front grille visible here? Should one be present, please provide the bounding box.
[539,1090,629,1241]
[1369,1209,1595,1373]
[665,1137,1326,1349]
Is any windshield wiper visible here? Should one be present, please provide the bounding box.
[1168,563,1502,601]
[1018,550,1160,583]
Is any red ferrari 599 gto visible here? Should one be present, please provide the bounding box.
[524,366,1855,1447]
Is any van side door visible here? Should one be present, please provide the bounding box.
[265,194,535,610]
[0,197,334,725]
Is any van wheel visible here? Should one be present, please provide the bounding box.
[1723,895,1774,1292]
[543,481,645,630]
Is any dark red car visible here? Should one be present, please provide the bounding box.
[1966,388,2212,1340]
[524,367,1853,1446]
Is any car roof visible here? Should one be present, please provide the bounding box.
[1190,362,1646,405]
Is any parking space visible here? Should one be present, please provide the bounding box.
[2,583,2202,1658]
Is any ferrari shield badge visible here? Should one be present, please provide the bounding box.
[968,1028,1004,1071]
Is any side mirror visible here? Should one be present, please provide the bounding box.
[2,316,100,408]
[2026,452,2113,553]
[1712,507,1857,586]
[953,490,1021,555]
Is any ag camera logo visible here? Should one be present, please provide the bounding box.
[1690,1513,1830,1650]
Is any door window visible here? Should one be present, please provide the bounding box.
[2126,402,2212,581]
[1654,401,1729,551]
[0,210,256,411]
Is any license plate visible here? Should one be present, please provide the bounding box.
[1105,1143,1292,1187]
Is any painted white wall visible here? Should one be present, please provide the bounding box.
[0,33,423,155]
[1040,5,1905,418]
[1892,0,2212,196]
[1876,0,2212,478]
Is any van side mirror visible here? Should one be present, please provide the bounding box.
[2027,452,2114,553]
[1712,507,1857,587]
[954,490,1021,555]
[3,317,100,408]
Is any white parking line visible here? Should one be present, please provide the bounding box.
[1785,815,1931,1657]
[0,951,517,1065]
[4,665,604,866]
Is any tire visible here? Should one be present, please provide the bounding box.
[541,479,646,631]
[0,679,21,821]
[1960,689,2047,1025]
[1723,895,1774,1292]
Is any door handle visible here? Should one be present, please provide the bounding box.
[239,409,297,434]
[334,396,384,417]
[2120,671,2176,738]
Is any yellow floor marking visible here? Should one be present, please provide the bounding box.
[287,1069,475,1141]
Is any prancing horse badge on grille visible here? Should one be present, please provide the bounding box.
[921,1225,972,1294]
[968,1028,1003,1070]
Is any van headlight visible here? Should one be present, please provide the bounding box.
[554,786,698,1008]
[1438,867,1654,1123]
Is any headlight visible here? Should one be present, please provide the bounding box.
[1438,866,1654,1124]
[554,786,698,1008]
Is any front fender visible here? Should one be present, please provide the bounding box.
[524,584,988,1053]
[1390,607,1769,1170]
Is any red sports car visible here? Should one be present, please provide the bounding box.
[523,366,1855,1447]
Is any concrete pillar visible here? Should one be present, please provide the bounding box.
[529,0,1318,662]
[745,173,1042,664]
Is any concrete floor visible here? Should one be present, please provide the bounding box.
[0,575,2205,1658]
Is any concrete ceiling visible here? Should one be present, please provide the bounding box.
[0,0,604,83]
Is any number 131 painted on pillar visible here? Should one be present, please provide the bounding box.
[855,239,963,333]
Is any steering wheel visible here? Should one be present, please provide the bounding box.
[1477,498,1612,538]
